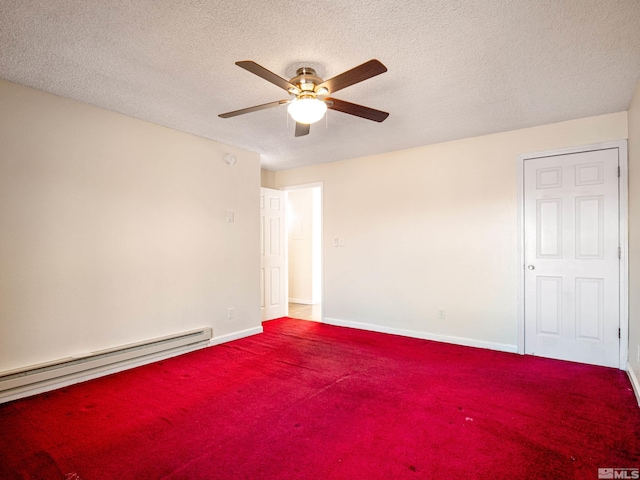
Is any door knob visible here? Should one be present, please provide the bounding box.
[527,265,535,270]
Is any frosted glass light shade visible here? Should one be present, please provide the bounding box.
[287,98,327,124]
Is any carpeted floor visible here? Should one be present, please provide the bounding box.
[1,317,638,479]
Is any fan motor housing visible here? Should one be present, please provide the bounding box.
[290,67,323,92]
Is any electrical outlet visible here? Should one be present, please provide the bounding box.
[227,308,234,320]
[438,308,446,320]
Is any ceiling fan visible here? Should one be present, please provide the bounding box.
[218,59,389,137]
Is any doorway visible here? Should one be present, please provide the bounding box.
[517,141,628,369]
[284,184,322,322]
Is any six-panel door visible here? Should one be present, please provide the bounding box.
[523,148,620,367]
[260,188,287,320]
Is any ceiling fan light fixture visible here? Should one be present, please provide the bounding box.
[287,97,327,124]
[219,59,389,136]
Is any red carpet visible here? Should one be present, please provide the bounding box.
[1,317,638,479]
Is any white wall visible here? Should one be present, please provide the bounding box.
[275,112,628,351]
[287,189,314,303]
[628,78,640,393]
[287,188,321,305]
[0,79,261,372]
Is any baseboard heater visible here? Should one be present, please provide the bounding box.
[0,327,212,403]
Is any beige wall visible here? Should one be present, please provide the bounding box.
[261,169,276,188]
[0,79,261,372]
[275,112,628,351]
[288,189,320,304]
[628,78,640,388]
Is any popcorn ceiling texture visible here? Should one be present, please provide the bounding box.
[1,0,639,170]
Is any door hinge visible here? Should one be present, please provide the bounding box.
[618,247,621,259]
[618,166,621,177]
[619,328,621,339]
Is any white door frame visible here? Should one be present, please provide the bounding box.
[517,140,628,370]
[280,182,324,322]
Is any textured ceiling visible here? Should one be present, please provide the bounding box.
[1,1,639,170]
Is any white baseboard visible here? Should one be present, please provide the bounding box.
[323,317,518,354]
[208,326,263,346]
[627,362,640,407]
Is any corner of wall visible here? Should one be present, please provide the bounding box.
[261,168,276,189]
[627,76,640,405]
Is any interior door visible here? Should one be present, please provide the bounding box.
[261,188,287,320]
[523,148,620,368]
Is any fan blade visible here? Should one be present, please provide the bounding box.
[326,98,389,122]
[236,61,296,91]
[317,59,387,94]
[218,100,288,118]
[295,122,310,137]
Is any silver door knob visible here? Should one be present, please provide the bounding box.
[527,265,535,270]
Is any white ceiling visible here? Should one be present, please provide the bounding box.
[1,1,639,171]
